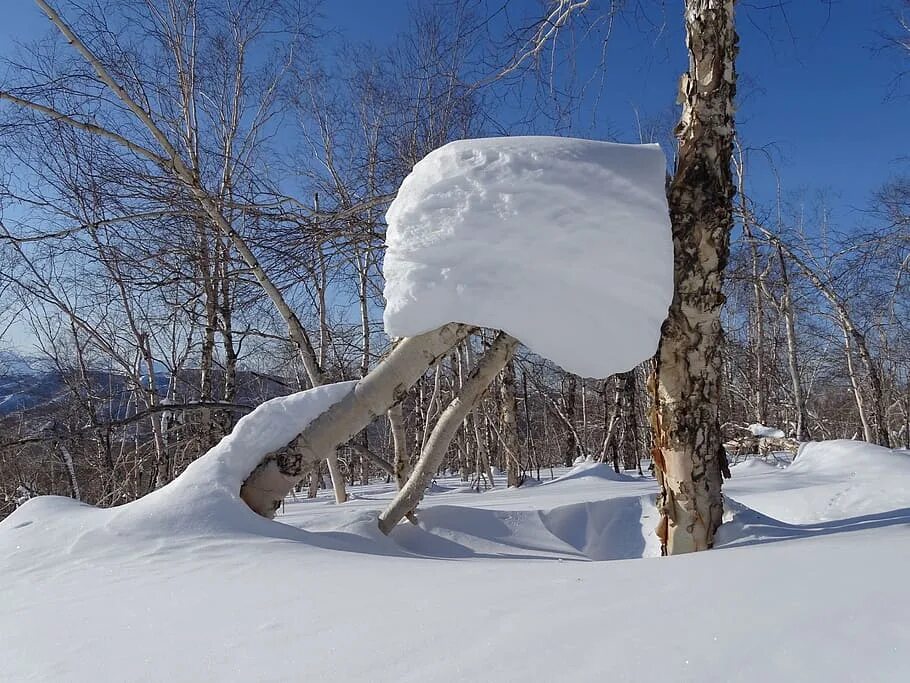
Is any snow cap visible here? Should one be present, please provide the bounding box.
[382,136,673,378]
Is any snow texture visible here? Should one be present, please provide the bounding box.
[4,439,910,681]
[748,423,786,439]
[383,136,673,378]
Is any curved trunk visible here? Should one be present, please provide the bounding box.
[240,324,471,517]
[378,332,518,534]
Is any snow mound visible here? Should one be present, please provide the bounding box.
[1,382,357,544]
[550,460,631,483]
[383,136,673,378]
[730,457,782,474]
[748,423,786,438]
[724,439,910,525]
[791,439,909,476]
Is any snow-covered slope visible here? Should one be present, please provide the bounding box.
[2,441,909,682]
[723,439,910,524]
[382,137,673,378]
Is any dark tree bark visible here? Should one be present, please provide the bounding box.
[652,0,738,554]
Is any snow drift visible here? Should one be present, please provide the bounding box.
[3,382,357,545]
[3,440,910,682]
[382,136,673,378]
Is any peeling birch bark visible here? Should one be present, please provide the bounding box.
[653,0,738,555]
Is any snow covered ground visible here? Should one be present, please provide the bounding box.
[2,440,909,682]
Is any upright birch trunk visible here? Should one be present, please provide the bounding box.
[745,226,767,424]
[618,370,641,471]
[357,249,372,486]
[389,402,410,489]
[600,375,622,471]
[500,359,523,487]
[197,221,218,447]
[465,339,495,488]
[762,230,891,447]
[562,373,579,466]
[775,245,809,440]
[652,0,738,555]
[840,315,874,443]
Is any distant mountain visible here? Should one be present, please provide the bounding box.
[0,350,54,376]
[0,350,291,418]
[0,351,64,414]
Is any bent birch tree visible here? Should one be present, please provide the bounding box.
[378,332,518,534]
[240,324,473,516]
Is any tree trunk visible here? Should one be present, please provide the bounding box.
[465,339,495,488]
[840,315,875,443]
[240,323,472,517]
[775,245,809,440]
[600,375,622,471]
[378,332,518,534]
[653,0,737,555]
[198,221,218,447]
[745,225,767,424]
[563,373,578,466]
[763,231,891,447]
[619,370,640,471]
[500,359,523,487]
[389,402,410,490]
[357,249,372,486]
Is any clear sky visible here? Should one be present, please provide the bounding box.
[315,0,908,223]
[2,0,908,223]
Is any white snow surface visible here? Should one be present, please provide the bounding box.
[3,438,910,681]
[748,422,786,438]
[383,136,673,378]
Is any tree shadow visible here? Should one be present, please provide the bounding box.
[716,498,910,549]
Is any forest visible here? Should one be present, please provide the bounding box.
[2,2,910,681]
[0,1,906,527]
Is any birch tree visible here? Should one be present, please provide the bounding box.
[652,0,738,554]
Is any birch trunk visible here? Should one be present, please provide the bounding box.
[58,444,82,502]
[653,0,738,555]
[775,245,809,440]
[562,373,579,466]
[240,324,472,517]
[600,375,622,470]
[746,226,767,424]
[357,250,372,486]
[378,332,518,534]
[500,359,523,487]
[762,231,891,447]
[840,315,874,443]
[197,221,218,447]
[465,339,495,488]
[389,403,411,490]
[619,370,640,471]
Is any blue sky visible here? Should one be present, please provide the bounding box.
[2,0,907,221]
[321,1,908,222]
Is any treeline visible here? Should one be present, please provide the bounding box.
[0,0,906,516]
